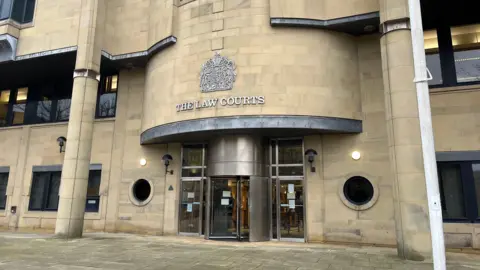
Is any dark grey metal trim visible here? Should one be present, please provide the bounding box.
[270,12,380,36]
[32,164,102,172]
[33,165,63,172]
[141,115,362,145]
[90,164,102,170]
[436,151,480,162]
[15,46,77,61]
[0,166,10,173]
[102,36,177,61]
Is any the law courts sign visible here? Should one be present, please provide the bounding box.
[176,96,265,112]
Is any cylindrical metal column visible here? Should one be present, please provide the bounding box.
[207,135,266,177]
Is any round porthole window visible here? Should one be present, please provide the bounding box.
[343,176,374,206]
[130,179,153,206]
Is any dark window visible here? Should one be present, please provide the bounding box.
[424,24,480,87]
[85,170,101,212]
[0,90,10,127]
[0,173,8,210]
[132,179,151,202]
[0,0,35,23]
[438,161,480,223]
[343,176,374,206]
[29,169,101,212]
[96,75,118,118]
[29,171,61,211]
[0,0,14,21]
[0,79,73,127]
[271,139,304,178]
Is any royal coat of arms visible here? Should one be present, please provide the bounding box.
[200,53,237,92]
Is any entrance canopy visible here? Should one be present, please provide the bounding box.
[140,115,363,145]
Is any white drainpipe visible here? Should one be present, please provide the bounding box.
[407,0,446,269]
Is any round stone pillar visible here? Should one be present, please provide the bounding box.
[55,71,99,238]
[380,11,433,260]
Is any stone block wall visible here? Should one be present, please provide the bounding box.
[143,0,363,132]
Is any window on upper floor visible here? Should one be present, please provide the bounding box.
[0,172,8,210]
[96,75,118,118]
[438,161,480,223]
[425,25,480,87]
[0,80,73,127]
[0,0,35,24]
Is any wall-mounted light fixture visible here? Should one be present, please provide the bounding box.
[304,149,318,173]
[351,151,361,161]
[162,154,174,175]
[57,136,67,153]
[139,158,147,166]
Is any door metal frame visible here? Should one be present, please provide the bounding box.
[269,138,306,243]
[207,176,248,240]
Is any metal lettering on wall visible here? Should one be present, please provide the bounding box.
[176,96,265,112]
[200,53,236,92]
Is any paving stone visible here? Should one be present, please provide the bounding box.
[0,233,479,270]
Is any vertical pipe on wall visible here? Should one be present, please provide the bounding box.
[408,0,446,269]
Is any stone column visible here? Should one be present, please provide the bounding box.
[379,0,433,261]
[55,0,104,238]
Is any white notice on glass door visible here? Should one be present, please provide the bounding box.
[288,184,294,193]
[289,199,295,209]
[187,192,195,199]
[221,198,230,206]
[187,203,193,212]
[222,191,231,197]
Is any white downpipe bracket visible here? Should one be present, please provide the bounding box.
[408,0,446,269]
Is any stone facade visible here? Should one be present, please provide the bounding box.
[0,0,479,259]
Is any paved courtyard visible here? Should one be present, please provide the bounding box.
[0,233,479,270]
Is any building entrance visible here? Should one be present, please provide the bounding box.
[209,177,249,240]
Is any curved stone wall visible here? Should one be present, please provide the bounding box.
[142,0,362,134]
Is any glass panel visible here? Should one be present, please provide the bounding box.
[451,25,480,83]
[278,139,303,164]
[454,49,480,83]
[210,178,237,237]
[11,0,25,22]
[182,145,203,167]
[0,0,13,20]
[279,180,304,239]
[98,93,116,117]
[0,90,10,127]
[35,100,52,123]
[278,166,303,176]
[181,168,203,178]
[271,166,277,177]
[12,88,28,125]
[87,170,101,197]
[438,164,467,220]
[272,179,277,239]
[472,164,480,217]
[29,172,47,210]
[46,172,60,210]
[97,75,118,118]
[0,173,8,209]
[424,30,443,86]
[179,181,201,233]
[24,0,35,23]
[426,54,443,86]
[55,99,71,121]
[239,179,249,239]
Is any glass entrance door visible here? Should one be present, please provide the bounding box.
[209,177,249,240]
[279,180,304,239]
